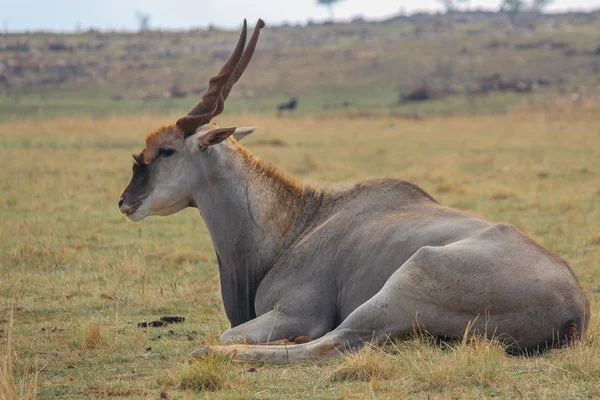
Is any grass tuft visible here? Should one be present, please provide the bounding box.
[82,321,106,349]
[408,338,507,392]
[176,354,231,392]
[330,344,397,382]
[0,308,37,400]
[0,311,17,400]
[546,314,600,383]
[330,333,510,393]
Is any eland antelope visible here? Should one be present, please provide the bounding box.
[119,19,589,362]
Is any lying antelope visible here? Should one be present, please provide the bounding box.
[119,19,589,362]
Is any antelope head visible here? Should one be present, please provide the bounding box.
[119,19,264,222]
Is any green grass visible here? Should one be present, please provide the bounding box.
[1,104,599,398]
[0,85,573,123]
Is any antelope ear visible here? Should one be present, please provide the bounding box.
[233,126,256,141]
[196,127,237,148]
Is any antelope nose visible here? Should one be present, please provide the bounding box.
[119,197,132,214]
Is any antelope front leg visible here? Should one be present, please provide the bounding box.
[218,308,329,344]
[190,334,344,363]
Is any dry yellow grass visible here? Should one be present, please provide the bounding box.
[1,308,37,400]
[329,344,399,382]
[0,309,17,400]
[0,103,599,398]
[81,322,106,349]
[173,354,231,392]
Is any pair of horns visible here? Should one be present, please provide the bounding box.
[177,19,265,136]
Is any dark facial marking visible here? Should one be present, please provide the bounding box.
[122,157,152,204]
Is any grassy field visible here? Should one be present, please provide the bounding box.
[1,103,600,398]
[0,87,575,123]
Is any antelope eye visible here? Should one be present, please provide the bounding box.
[158,148,175,158]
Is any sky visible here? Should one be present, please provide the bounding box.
[2,0,599,32]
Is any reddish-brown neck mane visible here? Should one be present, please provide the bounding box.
[230,138,320,202]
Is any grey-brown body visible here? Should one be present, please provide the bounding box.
[119,18,589,362]
[211,178,588,357]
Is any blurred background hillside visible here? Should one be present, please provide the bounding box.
[1,1,600,121]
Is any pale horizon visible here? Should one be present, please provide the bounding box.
[2,0,600,33]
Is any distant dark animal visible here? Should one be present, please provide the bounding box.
[399,85,456,103]
[277,98,298,115]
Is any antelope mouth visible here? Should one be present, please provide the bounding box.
[124,198,145,217]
